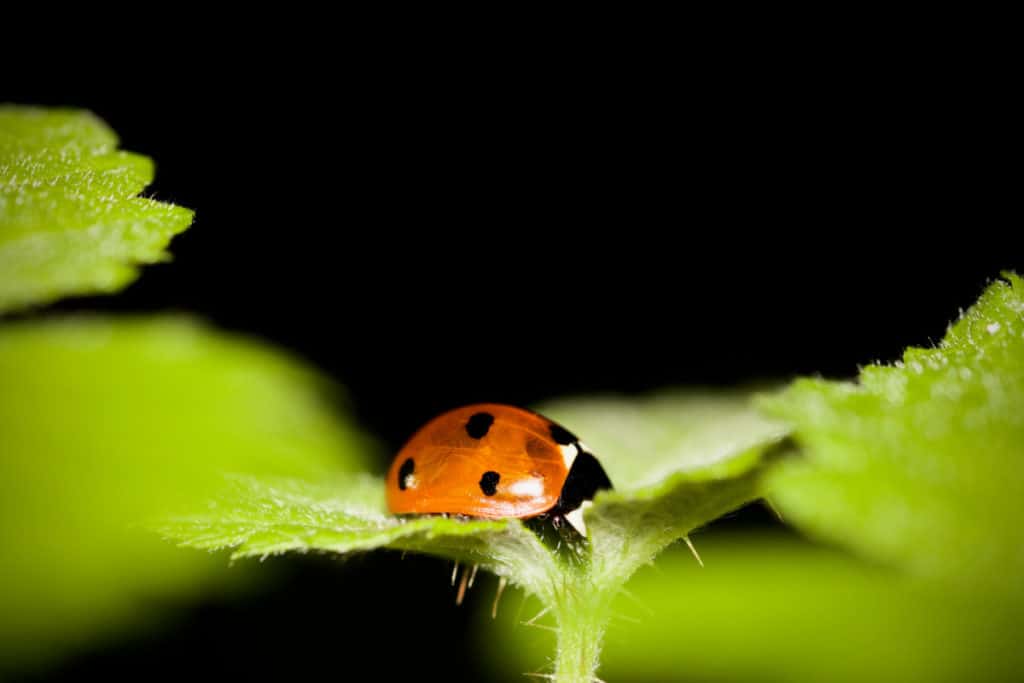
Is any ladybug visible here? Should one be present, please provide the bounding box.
[386,404,613,535]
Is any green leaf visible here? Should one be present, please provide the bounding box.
[484,532,1024,683]
[0,316,371,670]
[157,391,787,682]
[158,474,558,596]
[0,105,194,313]
[538,393,789,585]
[761,274,1024,595]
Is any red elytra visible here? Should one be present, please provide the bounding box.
[386,404,612,528]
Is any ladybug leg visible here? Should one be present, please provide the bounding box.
[523,514,586,561]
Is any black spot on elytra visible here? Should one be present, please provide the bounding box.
[550,452,613,514]
[465,412,495,439]
[398,458,415,490]
[549,423,578,445]
[479,470,500,496]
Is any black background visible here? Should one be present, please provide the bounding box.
[7,52,1020,682]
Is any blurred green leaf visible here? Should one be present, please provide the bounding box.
[0,316,371,669]
[0,105,193,313]
[485,532,1024,683]
[761,274,1024,595]
[158,391,786,682]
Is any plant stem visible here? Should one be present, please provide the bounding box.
[552,585,614,683]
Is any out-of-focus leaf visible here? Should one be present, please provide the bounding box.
[761,274,1024,595]
[0,105,193,313]
[485,533,1024,683]
[0,316,372,669]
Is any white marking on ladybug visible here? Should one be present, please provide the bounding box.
[564,500,592,536]
[403,472,419,490]
[559,443,578,469]
[507,476,545,499]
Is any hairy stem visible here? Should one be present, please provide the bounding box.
[551,584,614,683]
